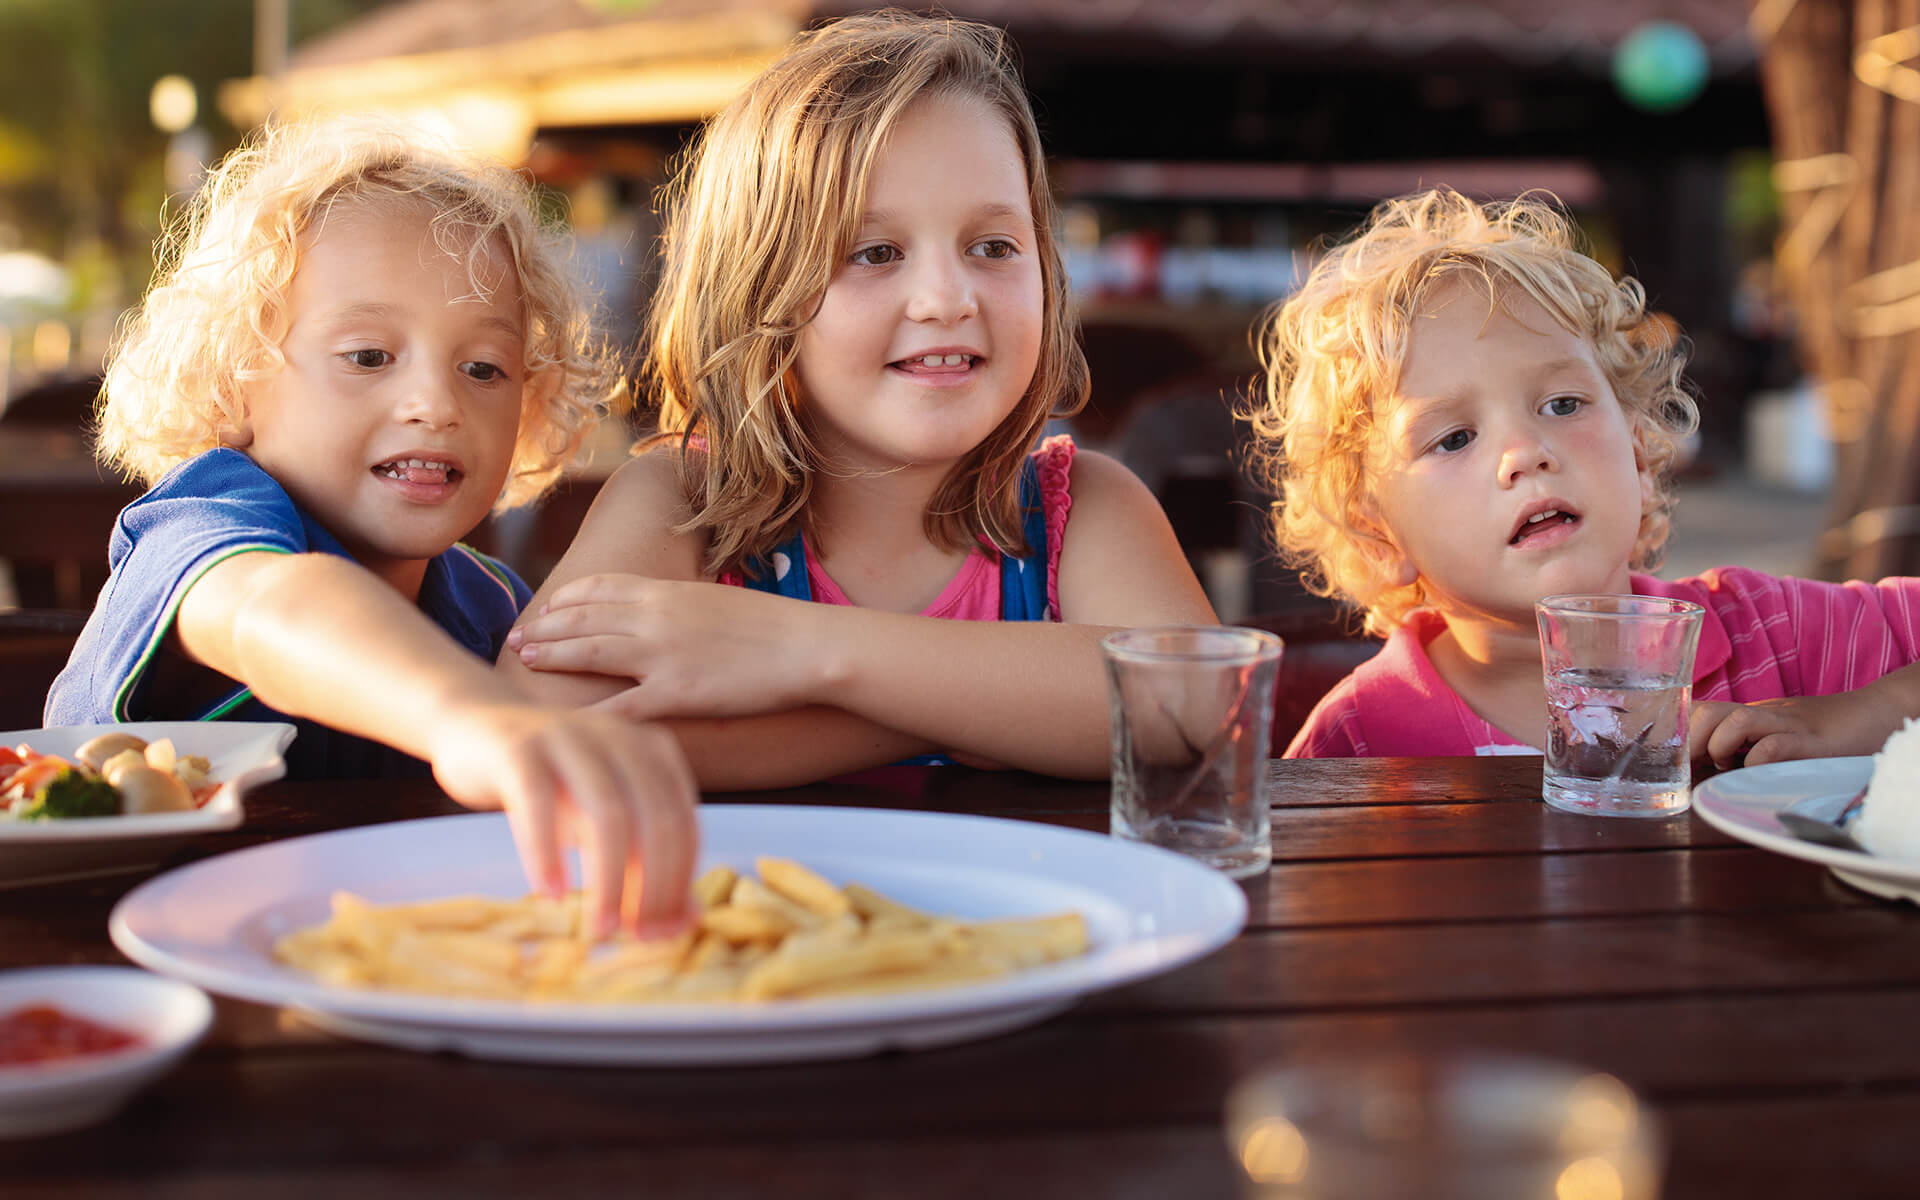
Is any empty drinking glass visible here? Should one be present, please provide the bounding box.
[1102,626,1281,879]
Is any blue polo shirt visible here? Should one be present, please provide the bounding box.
[45,448,531,779]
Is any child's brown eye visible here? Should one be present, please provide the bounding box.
[850,244,899,267]
[462,362,506,382]
[344,349,391,369]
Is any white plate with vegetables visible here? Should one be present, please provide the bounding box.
[0,722,296,889]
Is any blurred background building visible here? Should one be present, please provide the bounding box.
[4,0,1903,627]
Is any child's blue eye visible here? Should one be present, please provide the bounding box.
[1436,429,1474,454]
[462,361,507,383]
[971,239,1017,260]
[343,349,391,369]
[1543,395,1583,417]
[850,244,900,267]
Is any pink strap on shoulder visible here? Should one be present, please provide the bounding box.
[1034,435,1075,620]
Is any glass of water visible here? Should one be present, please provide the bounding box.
[1101,626,1281,879]
[1535,595,1705,818]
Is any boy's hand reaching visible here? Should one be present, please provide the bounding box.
[424,703,700,940]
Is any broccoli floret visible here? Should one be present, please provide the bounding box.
[21,768,122,820]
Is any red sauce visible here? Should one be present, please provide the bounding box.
[0,1004,143,1066]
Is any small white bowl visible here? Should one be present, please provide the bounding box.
[0,966,213,1138]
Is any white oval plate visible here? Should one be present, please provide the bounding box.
[1690,755,1920,902]
[109,806,1249,1066]
[0,722,296,889]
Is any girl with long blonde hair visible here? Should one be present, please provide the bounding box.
[502,11,1213,787]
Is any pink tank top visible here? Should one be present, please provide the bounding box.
[722,436,1076,621]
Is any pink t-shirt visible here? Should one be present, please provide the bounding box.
[1285,566,1920,758]
[721,436,1075,621]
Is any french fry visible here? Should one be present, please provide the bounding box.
[844,882,935,925]
[756,857,852,918]
[525,939,590,999]
[790,953,1009,1000]
[692,864,738,911]
[700,902,797,945]
[272,860,1092,1005]
[740,929,948,1001]
[729,876,825,930]
[958,913,1090,968]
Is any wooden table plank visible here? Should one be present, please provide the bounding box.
[4,757,1917,1198]
[1251,846,1870,926]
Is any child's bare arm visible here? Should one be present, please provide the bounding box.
[176,549,698,937]
[512,450,1217,780]
[1689,661,1920,769]
[498,451,938,783]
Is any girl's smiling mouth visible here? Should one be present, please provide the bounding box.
[889,350,981,379]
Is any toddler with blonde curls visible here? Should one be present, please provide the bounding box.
[48,118,696,936]
[1251,187,1920,766]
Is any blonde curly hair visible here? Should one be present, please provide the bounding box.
[644,9,1088,577]
[98,115,621,510]
[1245,188,1699,638]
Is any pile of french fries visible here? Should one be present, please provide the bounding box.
[272,857,1089,1004]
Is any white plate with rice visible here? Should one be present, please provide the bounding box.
[1692,755,1920,902]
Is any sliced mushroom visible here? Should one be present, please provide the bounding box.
[174,756,211,789]
[74,732,150,774]
[113,764,195,814]
[99,749,148,787]
[143,737,178,774]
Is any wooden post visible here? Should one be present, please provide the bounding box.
[1756,0,1920,580]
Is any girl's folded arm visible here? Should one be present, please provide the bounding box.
[499,451,939,783]
[778,450,1218,777]
[511,451,1217,781]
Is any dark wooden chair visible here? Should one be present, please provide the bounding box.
[0,373,136,609]
[1242,604,1381,752]
[0,608,88,731]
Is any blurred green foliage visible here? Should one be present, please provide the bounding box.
[0,0,391,306]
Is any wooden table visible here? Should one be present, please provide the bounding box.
[5,757,1919,1198]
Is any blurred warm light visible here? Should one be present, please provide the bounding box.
[1237,1116,1309,1184]
[1560,1073,1638,1147]
[285,94,538,165]
[1854,26,1920,102]
[150,75,199,134]
[1556,1155,1627,1200]
[31,321,70,372]
[436,92,537,163]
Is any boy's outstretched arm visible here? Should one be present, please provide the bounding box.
[1689,660,1920,770]
[176,550,699,938]
[505,450,1217,784]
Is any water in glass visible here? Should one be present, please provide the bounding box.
[1542,666,1690,817]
